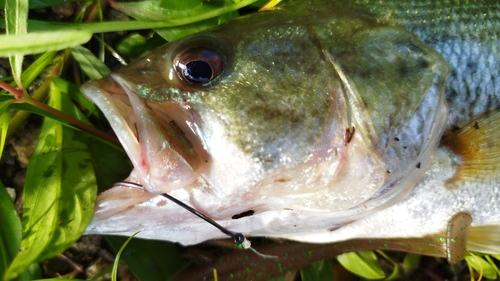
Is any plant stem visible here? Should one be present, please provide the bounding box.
[0,80,24,99]
[23,96,121,146]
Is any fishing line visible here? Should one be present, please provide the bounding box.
[113,181,251,249]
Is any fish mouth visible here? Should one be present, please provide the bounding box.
[81,75,208,193]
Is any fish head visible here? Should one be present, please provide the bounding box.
[82,2,449,243]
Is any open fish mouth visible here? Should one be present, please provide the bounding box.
[81,75,208,194]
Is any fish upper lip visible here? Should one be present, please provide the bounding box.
[81,76,143,170]
[82,74,207,192]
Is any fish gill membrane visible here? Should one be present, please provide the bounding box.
[81,0,500,265]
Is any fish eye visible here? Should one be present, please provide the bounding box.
[174,48,226,85]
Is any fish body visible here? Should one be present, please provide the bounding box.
[81,0,500,254]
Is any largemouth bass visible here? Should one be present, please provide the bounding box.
[82,0,500,262]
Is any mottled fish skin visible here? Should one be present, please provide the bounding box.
[341,0,500,127]
[81,0,500,248]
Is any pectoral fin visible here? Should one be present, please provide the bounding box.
[441,110,500,186]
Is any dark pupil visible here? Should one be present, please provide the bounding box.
[183,61,212,83]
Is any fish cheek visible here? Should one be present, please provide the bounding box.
[207,27,338,158]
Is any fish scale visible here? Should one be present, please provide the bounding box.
[345,0,500,126]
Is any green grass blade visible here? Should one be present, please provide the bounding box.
[0,17,226,33]
[337,251,385,279]
[4,83,97,280]
[0,31,92,57]
[0,51,56,95]
[0,0,257,35]
[106,236,183,281]
[0,101,12,158]
[5,0,28,88]
[20,51,57,89]
[71,45,110,80]
[111,233,139,281]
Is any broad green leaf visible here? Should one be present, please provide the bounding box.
[0,181,42,281]
[0,30,92,57]
[465,254,497,280]
[54,52,126,181]
[4,83,97,280]
[376,250,399,280]
[51,77,99,116]
[337,251,385,279]
[116,33,166,58]
[71,45,110,80]
[0,180,21,280]
[7,100,76,128]
[159,0,211,12]
[300,259,333,281]
[0,95,15,102]
[154,15,237,42]
[403,253,420,271]
[5,0,28,88]
[484,255,500,276]
[114,0,245,41]
[106,236,183,281]
[115,0,253,21]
